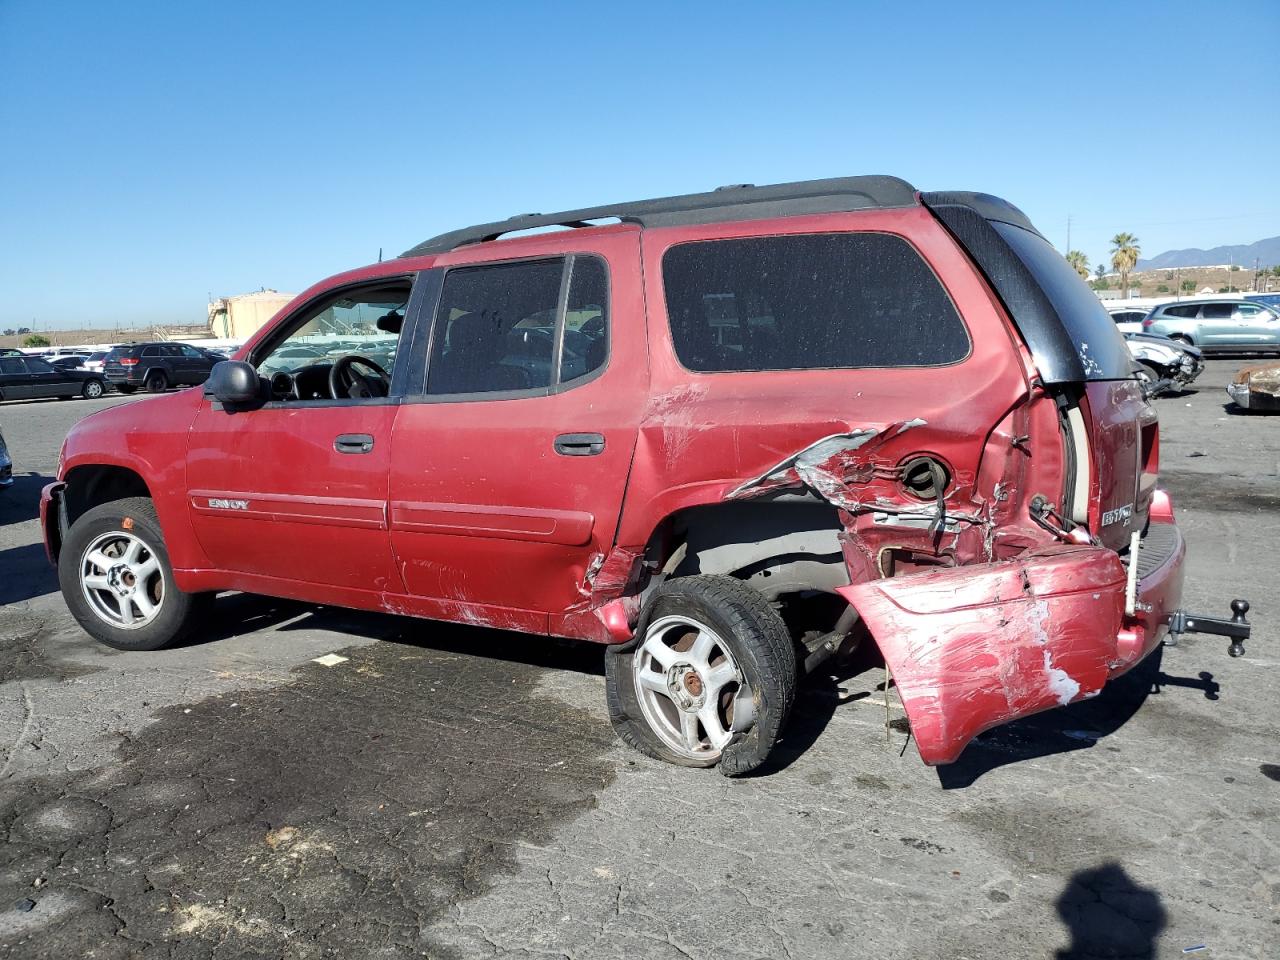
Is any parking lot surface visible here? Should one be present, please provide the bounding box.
[0,369,1277,959]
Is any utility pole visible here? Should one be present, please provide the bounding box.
[1065,215,1071,255]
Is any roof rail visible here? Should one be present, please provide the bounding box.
[401,175,918,257]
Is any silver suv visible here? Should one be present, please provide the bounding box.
[1143,297,1280,353]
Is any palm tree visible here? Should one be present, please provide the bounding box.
[1111,233,1141,296]
[1066,250,1089,280]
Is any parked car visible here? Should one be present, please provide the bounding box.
[1125,333,1204,396]
[1142,298,1280,353]
[1107,307,1149,335]
[80,351,110,374]
[1226,361,1280,412]
[0,355,107,401]
[1246,293,1280,311]
[0,348,24,358]
[103,342,220,393]
[50,355,89,371]
[0,423,11,488]
[42,175,1247,776]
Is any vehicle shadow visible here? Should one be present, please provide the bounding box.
[937,644,1220,789]
[1223,402,1278,416]
[0,472,53,527]
[188,591,606,677]
[0,542,60,604]
[1054,863,1167,959]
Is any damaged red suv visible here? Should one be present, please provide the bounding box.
[43,176,1249,775]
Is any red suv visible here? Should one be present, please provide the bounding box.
[41,176,1247,775]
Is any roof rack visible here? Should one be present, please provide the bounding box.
[401,175,918,257]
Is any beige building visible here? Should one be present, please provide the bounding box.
[208,289,296,339]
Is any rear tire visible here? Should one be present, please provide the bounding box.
[81,379,105,399]
[605,575,797,777]
[144,370,168,393]
[58,497,212,651]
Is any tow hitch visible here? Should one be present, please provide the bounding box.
[1166,600,1253,657]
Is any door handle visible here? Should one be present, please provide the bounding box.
[554,432,606,456]
[335,433,375,454]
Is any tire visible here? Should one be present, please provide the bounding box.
[144,370,168,393]
[605,575,797,777]
[116,385,137,394]
[1170,335,1193,347]
[58,497,212,651]
[81,379,105,399]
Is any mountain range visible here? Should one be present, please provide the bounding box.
[1135,236,1280,271]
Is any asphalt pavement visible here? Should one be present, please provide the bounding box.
[0,368,1276,959]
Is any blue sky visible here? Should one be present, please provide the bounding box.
[1,0,1277,330]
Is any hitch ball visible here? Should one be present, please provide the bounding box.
[1228,600,1250,658]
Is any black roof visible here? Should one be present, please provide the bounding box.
[401,175,919,257]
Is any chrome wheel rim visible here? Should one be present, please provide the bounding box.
[632,615,755,761]
[79,531,165,629]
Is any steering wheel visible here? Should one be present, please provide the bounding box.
[329,354,390,399]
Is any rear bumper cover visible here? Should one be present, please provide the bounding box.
[840,495,1185,766]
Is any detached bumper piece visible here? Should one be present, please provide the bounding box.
[1167,600,1252,658]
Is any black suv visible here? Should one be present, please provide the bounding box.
[0,355,107,402]
[104,342,220,394]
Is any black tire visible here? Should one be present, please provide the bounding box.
[81,379,105,399]
[144,370,168,393]
[605,575,797,777]
[116,385,137,394]
[58,496,212,651]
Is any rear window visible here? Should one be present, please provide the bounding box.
[991,223,1132,380]
[662,233,970,372]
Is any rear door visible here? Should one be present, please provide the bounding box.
[387,231,645,631]
[0,358,30,399]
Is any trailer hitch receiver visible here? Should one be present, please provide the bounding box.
[1167,599,1252,657]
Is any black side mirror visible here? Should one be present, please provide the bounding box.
[204,360,261,406]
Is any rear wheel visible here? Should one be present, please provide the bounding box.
[58,497,212,651]
[144,370,168,393]
[81,379,105,399]
[605,575,797,777]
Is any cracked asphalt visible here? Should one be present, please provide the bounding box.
[0,364,1277,959]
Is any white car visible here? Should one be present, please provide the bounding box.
[1108,307,1149,335]
[80,351,109,374]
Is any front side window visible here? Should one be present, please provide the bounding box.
[426,255,609,395]
[26,359,55,374]
[254,281,411,401]
[662,233,970,372]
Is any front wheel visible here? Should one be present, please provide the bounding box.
[58,497,211,651]
[144,370,168,393]
[605,575,797,777]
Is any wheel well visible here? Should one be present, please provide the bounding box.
[642,500,850,602]
[63,465,152,527]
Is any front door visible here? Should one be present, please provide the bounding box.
[1235,303,1280,350]
[23,358,69,398]
[185,277,417,594]
[387,233,646,630]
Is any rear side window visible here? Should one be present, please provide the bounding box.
[991,223,1132,380]
[1162,304,1199,318]
[0,358,22,374]
[663,233,969,372]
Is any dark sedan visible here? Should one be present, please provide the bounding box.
[0,355,108,401]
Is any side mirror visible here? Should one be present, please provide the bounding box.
[204,360,261,405]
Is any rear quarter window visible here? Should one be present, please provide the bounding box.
[662,233,970,372]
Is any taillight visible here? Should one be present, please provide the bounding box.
[1141,318,1154,329]
[120,358,138,366]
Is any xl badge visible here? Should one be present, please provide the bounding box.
[208,498,250,511]
[1102,504,1133,527]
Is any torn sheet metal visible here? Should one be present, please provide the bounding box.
[839,545,1127,765]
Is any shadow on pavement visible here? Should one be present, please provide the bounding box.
[0,473,53,527]
[0,542,59,605]
[1054,863,1167,959]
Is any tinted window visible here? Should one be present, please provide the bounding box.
[179,344,203,357]
[0,359,22,375]
[992,223,1132,380]
[1162,304,1199,318]
[427,259,564,395]
[142,346,159,357]
[1202,303,1234,319]
[562,256,608,383]
[663,233,969,372]
[26,359,55,373]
